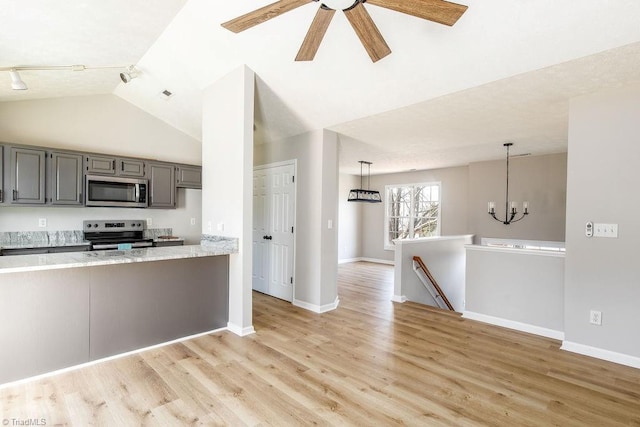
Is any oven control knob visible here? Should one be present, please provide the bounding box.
[94,224,99,228]
[87,224,92,228]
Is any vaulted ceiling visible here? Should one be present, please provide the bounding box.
[2,0,640,174]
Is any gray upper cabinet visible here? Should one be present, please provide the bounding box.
[10,146,46,204]
[86,155,145,177]
[0,146,4,203]
[51,152,83,205]
[119,158,145,177]
[86,155,116,175]
[176,165,202,189]
[148,162,175,208]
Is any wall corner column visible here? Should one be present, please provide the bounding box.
[202,65,255,336]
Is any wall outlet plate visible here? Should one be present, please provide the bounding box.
[590,310,602,325]
[38,218,47,227]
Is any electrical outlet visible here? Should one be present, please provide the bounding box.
[217,222,224,232]
[190,218,196,226]
[146,217,153,227]
[590,310,602,325]
[207,221,212,232]
[38,218,47,227]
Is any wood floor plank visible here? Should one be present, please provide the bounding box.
[2,261,640,425]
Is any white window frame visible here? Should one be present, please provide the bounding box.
[384,181,442,250]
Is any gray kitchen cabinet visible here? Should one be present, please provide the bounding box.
[0,145,4,203]
[51,152,83,205]
[86,155,116,175]
[86,155,145,177]
[119,158,145,177]
[10,146,46,204]
[148,162,175,208]
[176,165,202,189]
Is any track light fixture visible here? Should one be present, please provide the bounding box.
[2,64,136,91]
[9,70,27,90]
[119,65,139,84]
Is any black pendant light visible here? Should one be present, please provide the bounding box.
[488,142,530,224]
[348,161,381,203]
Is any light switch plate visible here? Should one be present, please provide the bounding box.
[593,223,618,238]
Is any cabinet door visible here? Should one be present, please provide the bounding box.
[51,152,83,205]
[176,165,202,189]
[86,155,116,175]
[0,146,4,203]
[148,163,175,208]
[118,158,145,177]
[10,147,46,204]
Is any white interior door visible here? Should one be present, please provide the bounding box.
[253,163,295,302]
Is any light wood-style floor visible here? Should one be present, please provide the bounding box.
[1,261,640,426]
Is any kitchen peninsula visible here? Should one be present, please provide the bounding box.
[0,237,237,385]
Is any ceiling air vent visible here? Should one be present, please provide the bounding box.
[159,89,173,100]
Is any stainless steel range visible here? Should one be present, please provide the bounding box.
[83,220,153,250]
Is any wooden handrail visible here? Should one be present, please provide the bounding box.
[412,256,455,311]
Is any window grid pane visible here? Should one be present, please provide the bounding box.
[386,183,440,247]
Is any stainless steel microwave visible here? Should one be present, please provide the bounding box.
[85,175,148,208]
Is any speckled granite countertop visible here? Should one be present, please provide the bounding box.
[0,239,238,274]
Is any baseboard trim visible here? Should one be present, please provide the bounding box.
[227,323,256,337]
[293,296,340,313]
[391,295,407,303]
[463,311,565,341]
[338,257,394,266]
[561,341,640,369]
[0,327,228,390]
[338,257,361,264]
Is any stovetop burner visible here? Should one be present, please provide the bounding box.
[83,220,153,250]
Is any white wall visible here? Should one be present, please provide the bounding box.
[202,65,255,335]
[564,85,640,365]
[356,154,567,262]
[0,189,202,243]
[338,174,361,261]
[0,94,201,164]
[254,129,339,310]
[0,94,203,242]
[465,246,565,338]
[360,165,469,262]
[468,153,567,244]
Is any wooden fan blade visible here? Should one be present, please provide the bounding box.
[222,0,312,33]
[344,3,391,62]
[296,6,336,61]
[366,0,468,26]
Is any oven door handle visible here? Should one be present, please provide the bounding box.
[135,184,140,202]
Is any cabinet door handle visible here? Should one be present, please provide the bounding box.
[13,189,17,201]
[112,160,116,170]
[0,189,3,202]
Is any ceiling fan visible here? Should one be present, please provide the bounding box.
[221,0,468,62]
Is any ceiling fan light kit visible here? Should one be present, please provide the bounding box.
[222,0,468,62]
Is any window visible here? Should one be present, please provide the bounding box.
[385,182,441,249]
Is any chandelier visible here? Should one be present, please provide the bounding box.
[488,142,529,224]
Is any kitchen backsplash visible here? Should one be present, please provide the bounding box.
[0,228,173,248]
